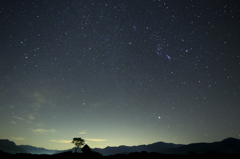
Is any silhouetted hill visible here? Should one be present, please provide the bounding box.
[19,145,60,154]
[0,139,28,154]
[163,137,240,154]
[93,142,183,155]
[147,142,183,152]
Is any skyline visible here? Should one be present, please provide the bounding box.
[0,0,240,150]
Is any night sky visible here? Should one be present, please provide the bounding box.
[0,0,240,150]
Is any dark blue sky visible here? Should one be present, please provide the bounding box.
[0,0,240,150]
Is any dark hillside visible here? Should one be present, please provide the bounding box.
[163,138,240,154]
[0,139,27,154]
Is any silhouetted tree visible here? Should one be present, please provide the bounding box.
[71,137,85,153]
[82,144,91,154]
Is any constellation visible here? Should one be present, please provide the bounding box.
[156,43,163,56]
[156,42,172,62]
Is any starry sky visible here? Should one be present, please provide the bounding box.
[0,0,240,150]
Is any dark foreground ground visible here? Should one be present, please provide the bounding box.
[1,151,240,159]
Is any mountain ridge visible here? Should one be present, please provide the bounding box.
[0,139,28,154]
[163,137,240,154]
[92,141,183,155]
[0,137,240,155]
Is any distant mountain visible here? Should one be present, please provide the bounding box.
[18,145,61,155]
[92,142,183,156]
[163,137,240,155]
[0,139,28,154]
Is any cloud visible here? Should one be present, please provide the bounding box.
[79,131,87,134]
[12,137,25,141]
[13,116,32,123]
[11,121,16,124]
[85,138,107,142]
[12,115,43,127]
[29,114,34,120]
[32,128,56,134]
[13,116,24,120]
[50,137,107,143]
[50,139,72,143]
